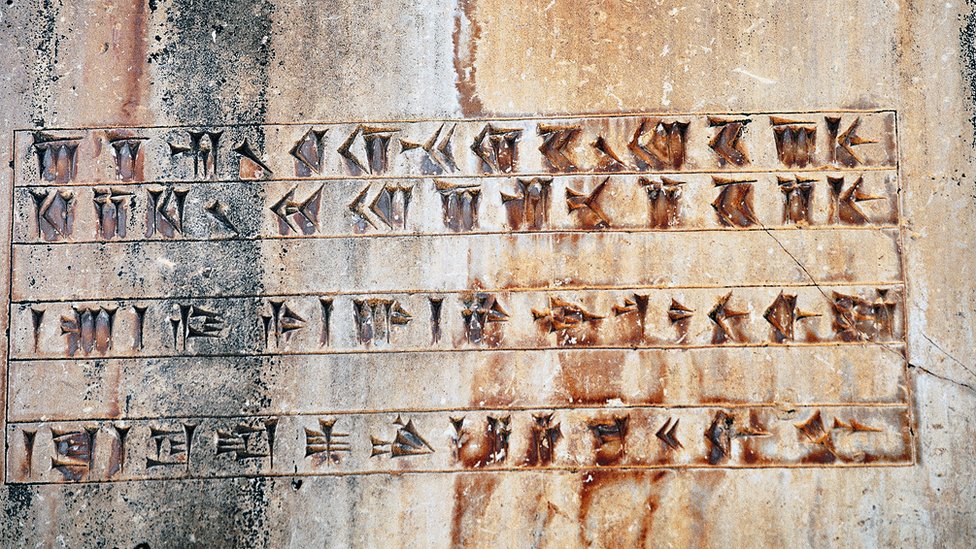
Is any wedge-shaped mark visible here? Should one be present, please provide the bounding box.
[429,297,444,344]
[369,184,412,229]
[216,419,277,465]
[668,298,694,343]
[133,305,148,351]
[763,292,820,342]
[170,304,224,351]
[371,415,434,458]
[452,415,511,467]
[319,298,334,347]
[525,413,561,466]
[147,423,197,469]
[589,415,629,465]
[169,131,222,179]
[51,426,98,481]
[502,177,551,230]
[233,138,273,179]
[591,134,630,172]
[436,181,481,232]
[770,117,816,167]
[613,294,649,317]
[262,300,306,350]
[640,177,684,228]
[828,175,884,225]
[30,189,75,241]
[33,133,81,183]
[472,124,521,173]
[613,293,649,338]
[271,185,323,235]
[462,293,509,345]
[705,410,770,465]
[712,177,758,227]
[108,424,130,476]
[93,188,134,240]
[708,292,749,344]
[61,306,117,356]
[831,289,898,342]
[110,137,148,181]
[667,298,694,322]
[708,117,750,166]
[146,186,189,238]
[655,417,682,450]
[291,128,328,176]
[629,118,689,169]
[483,416,511,465]
[400,123,457,174]
[353,299,412,345]
[779,175,816,224]
[305,419,351,465]
[538,124,581,172]
[348,183,413,230]
[204,199,239,235]
[832,417,883,433]
[826,116,877,166]
[567,177,611,229]
[339,125,399,174]
[30,308,44,353]
[795,410,838,463]
[22,429,37,479]
[532,297,604,332]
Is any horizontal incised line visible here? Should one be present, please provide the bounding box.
[3,460,917,486]
[7,341,909,362]
[11,108,897,133]
[9,281,907,304]
[4,403,913,424]
[11,165,899,188]
[10,224,904,246]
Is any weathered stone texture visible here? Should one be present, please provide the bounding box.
[0,0,973,547]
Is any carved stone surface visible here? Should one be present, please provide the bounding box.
[0,1,973,547]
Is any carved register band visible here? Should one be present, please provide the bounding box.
[4,111,910,483]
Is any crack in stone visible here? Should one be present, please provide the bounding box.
[757,223,905,359]
[910,363,976,394]
[758,225,975,397]
[921,332,976,380]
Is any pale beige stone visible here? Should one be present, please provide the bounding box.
[0,0,971,547]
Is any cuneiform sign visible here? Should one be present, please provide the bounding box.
[13,172,898,244]
[6,110,909,486]
[14,112,896,185]
[6,406,911,483]
[11,287,904,358]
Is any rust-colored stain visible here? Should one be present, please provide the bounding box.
[452,0,484,116]
[555,350,626,405]
[450,474,498,547]
[0,0,951,536]
[453,415,511,469]
[105,361,122,419]
[118,0,149,123]
[587,415,629,465]
[469,352,519,407]
[578,470,667,546]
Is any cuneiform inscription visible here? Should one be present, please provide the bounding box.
[13,287,904,359]
[14,112,897,186]
[6,111,907,485]
[6,406,911,483]
[60,306,116,356]
[93,188,134,239]
[30,189,75,241]
[32,133,80,183]
[12,172,900,244]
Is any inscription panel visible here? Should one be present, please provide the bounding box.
[4,110,911,483]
